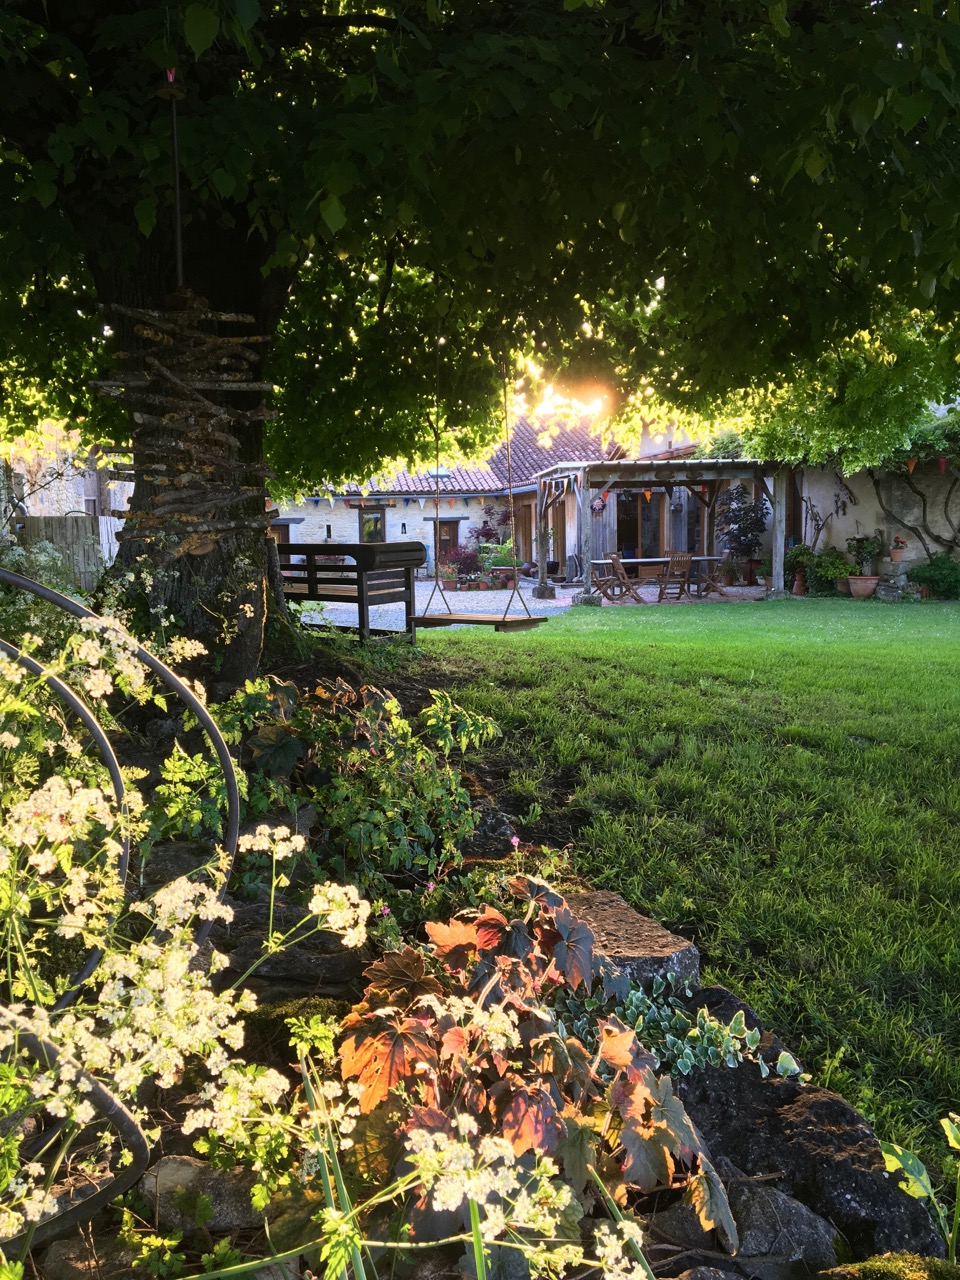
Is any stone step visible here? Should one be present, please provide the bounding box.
[565,889,700,988]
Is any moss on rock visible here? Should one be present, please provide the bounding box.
[242,995,350,1064]
[824,1253,958,1280]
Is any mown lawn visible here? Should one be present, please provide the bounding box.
[415,598,960,1175]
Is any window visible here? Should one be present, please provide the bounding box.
[359,509,386,542]
[83,496,98,517]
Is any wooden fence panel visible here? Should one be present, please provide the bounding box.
[19,516,105,591]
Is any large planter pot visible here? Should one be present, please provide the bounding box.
[791,569,807,596]
[848,575,880,598]
[834,577,852,596]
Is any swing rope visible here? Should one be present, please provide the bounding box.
[499,357,533,621]
[419,332,453,618]
[415,341,541,630]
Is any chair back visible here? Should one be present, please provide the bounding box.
[609,552,631,585]
[666,552,692,575]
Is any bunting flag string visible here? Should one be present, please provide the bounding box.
[419,498,426,509]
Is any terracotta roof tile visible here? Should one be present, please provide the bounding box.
[341,418,612,496]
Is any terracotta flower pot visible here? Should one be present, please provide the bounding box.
[848,575,879,598]
[890,548,905,563]
[834,577,851,595]
[791,569,807,596]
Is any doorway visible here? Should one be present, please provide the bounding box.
[639,494,663,557]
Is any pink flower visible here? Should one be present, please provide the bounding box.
[511,835,520,849]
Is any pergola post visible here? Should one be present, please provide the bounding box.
[771,467,787,595]
[532,475,555,600]
[574,469,595,603]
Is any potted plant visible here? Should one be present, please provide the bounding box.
[486,540,521,588]
[756,554,773,591]
[784,543,814,595]
[846,534,883,596]
[906,552,960,599]
[889,534,908,564]
[811,545,854,595]
[714,483,769,583]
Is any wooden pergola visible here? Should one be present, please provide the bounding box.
[533,456,789,595]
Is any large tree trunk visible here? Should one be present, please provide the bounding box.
[87,226,294,687]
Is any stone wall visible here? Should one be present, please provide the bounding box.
[799,461,957,571]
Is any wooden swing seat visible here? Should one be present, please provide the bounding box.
[412,612,546,632]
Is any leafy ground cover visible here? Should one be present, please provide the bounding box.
[414,599,960,1177]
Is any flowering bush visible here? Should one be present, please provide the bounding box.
[196,879,737,1280]
[0,625,371,1270]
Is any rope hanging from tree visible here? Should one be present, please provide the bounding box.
[413,347,543,631]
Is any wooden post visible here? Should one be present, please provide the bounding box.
[771,468,787,595]
[533,475,555,599]
[579,480,596,599]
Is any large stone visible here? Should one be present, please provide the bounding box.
[716,1156,838,1280]
[677,1069,945,1261]
[140,840,217,887]
[645,1199,716,1253]
[675,1269,742,1280]
[207,900,368,997]
[566,890,700,988]
[39,1240,139,1280]
[141,1155,262,1233]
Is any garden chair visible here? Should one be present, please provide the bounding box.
[609,553,646,603]
[592,563,624,602]
[657,552,693,601]
[697,554,732,598]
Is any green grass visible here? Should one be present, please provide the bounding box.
[415,598,960,1176]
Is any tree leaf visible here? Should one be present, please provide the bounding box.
[183,3,220,57]
[320,193,347,234]
[234,0,261,33]
[491,1078,563,1154]
[597,1016,656,1079]
[247,724,304,774]
[880,1139,935,1200]
[362,945,444,1009]
[685,1151,739,1253]
[506,875,565,911]
[339,1014,438,1112]
[649,1074,699,1156]
[134,197,157,237]
[942,1114,960,1152]
[551,906,595,990]
[425,918,479,970]
[557,1116,595,1193]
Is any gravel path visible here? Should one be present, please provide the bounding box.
[301,577,577,632]
[303,578,768,634]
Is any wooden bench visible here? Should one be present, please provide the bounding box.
[278,541,426,642]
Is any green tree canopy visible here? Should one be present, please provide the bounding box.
[5,1,960,673]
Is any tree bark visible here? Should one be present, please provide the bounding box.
[86,222,295,687]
